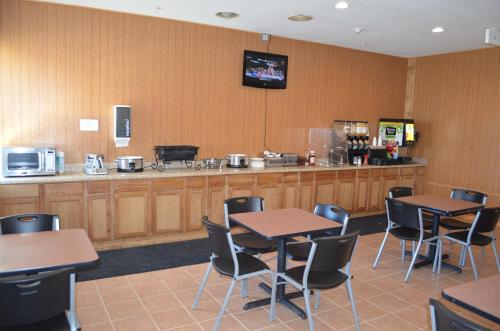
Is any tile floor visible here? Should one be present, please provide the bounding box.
[76,232,500,330]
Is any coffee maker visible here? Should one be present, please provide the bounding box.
[84,154,108,175]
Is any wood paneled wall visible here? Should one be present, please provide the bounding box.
[0,0,407,163]
[413,48,500,205]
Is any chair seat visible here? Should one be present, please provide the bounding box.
[286,242,311,261]
[444,231,493,246]
[285,266,348,289]
[213,253,269,277]
[232,233,278,253]
[389,226,434,241]
[439,217,470,230]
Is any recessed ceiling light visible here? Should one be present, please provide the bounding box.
[335,1,350,9]
[353,27,365,34]
[288,14,314,22]
[215,12,239,19]
[432,26,445,33]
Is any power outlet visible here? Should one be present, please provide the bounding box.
[485,27,500,46]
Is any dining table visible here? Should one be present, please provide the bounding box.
[394,194,484,272]
[0,228,100,331]
[229,207,342,319]
[442,274,500,324]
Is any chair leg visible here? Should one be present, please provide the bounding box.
[314,290,320,311]
[373,231,390,268]
[303,288,315,331]
[412,241,416,255]
[481,246,486,258]
[404,240,422,282]
[467,246,479,280]
[425,242,430,257]
[192,261,213,309]
[401,240,406,260]
[346,277,360,331]
[240,279,248,298]
[437,242,443,275]
[491,240,500,273]
[433,240,440,273]
[269,273,278,322]
[459,246,467,267]
[213,279,236,331]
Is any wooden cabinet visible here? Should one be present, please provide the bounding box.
[299,172,314,211]
[415,167,425,194]
[282,173,299,209]
[185,177,206,231]
[227,175,256,198]
[314,171,336,205]
[335,170,356,212]
[207,176,226,224]
[400,167,416,190]
[354,170,369,212]
[368,169,383,211]
[115,180,150,238]
[382,168,400,204]
[257,173,283,210]
[0,184,41,216]
[87,181,112,241]
[44,182,84,230]
[151,178,183,234]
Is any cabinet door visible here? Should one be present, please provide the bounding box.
[185,177,207,231]
[314,171,337,205]
[115,191,149,238]
[299,172,314,211]
[207,176,226,224]
[257,174,283,210]
[227,175,256,198]
[282,173,299,209]
[334,171,356,212]
[368,178,383,211]
[415,175,425,194]
[415,167,425,194]
[0,184,41,217]
[381,168,400,208]
[355,178,369,212]
[400,176,415,190]
[87,193,112,241]
[45,195,84,230]
[152,189,183,233]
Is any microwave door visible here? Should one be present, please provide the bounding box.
[7,152,41,174]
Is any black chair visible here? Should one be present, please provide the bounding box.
[389,187,433,260]
[223,197,278,254]
[224,197,278,297]
[429,298,492,331]
[0,269,70,330]
[192,216,276,331]
[435,207,500,280]
[271,232,361,331]
[372,198,440,282]
[0,214,60,235]
[287,204,350,262]
[439,189,488,231]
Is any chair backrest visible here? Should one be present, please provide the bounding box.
[429,298,491,331]
[313,204,350,235]
[451,189,488,205]
[306,231,359,273]
[0,214,60,235]
[223,196,264,228]
[470,207,500,235]
[388,186,414,198]
[0,269,70,327]
[385,198,422,230]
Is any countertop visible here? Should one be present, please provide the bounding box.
[0,162,426,185]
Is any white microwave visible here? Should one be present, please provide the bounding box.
[1,147,56,177]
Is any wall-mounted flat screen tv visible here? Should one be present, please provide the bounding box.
[242,50,288,89]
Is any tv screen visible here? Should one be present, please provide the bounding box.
[379,118,416,148]
[242,50,288,89]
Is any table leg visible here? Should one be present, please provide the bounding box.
[412,213,462,273]
[66,273,80,331]
[243,238,307,319]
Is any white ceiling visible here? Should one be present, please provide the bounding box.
[42,0,500,57]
